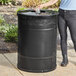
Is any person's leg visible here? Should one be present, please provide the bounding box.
[67,12,76,52]
[58,12,68,66]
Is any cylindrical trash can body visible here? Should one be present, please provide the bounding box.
[17,10,58,73]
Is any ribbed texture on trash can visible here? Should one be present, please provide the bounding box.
[17,10,58,73]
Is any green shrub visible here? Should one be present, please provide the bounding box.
[5,24,18,43]
[16,7,26,12]
[0,0,12,5]
[0,24,9,36]
[0,15,18,43]
[0,15,5,25]
[0,15,9,36]
[15,7,27,15]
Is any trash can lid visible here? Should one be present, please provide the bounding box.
[17,9,58,17]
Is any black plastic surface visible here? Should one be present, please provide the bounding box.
[17,10,58,73]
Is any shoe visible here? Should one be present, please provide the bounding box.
[61,54,68,67]
[61,59,68,67]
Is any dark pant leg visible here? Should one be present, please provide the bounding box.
[58,14,67,55]
[67,15,76,51]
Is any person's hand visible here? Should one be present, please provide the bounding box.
[36,4,45,9]
[33,4,45,10]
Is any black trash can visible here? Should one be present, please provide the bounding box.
[17,10,58,73]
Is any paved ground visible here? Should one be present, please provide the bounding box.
[0,49,76,76]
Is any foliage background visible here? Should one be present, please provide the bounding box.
[22,0,61,8]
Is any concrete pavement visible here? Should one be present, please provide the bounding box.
[0,49,76,76]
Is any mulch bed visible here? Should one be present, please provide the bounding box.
[0,37,18,53]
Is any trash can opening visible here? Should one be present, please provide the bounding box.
[17,9,58,16]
